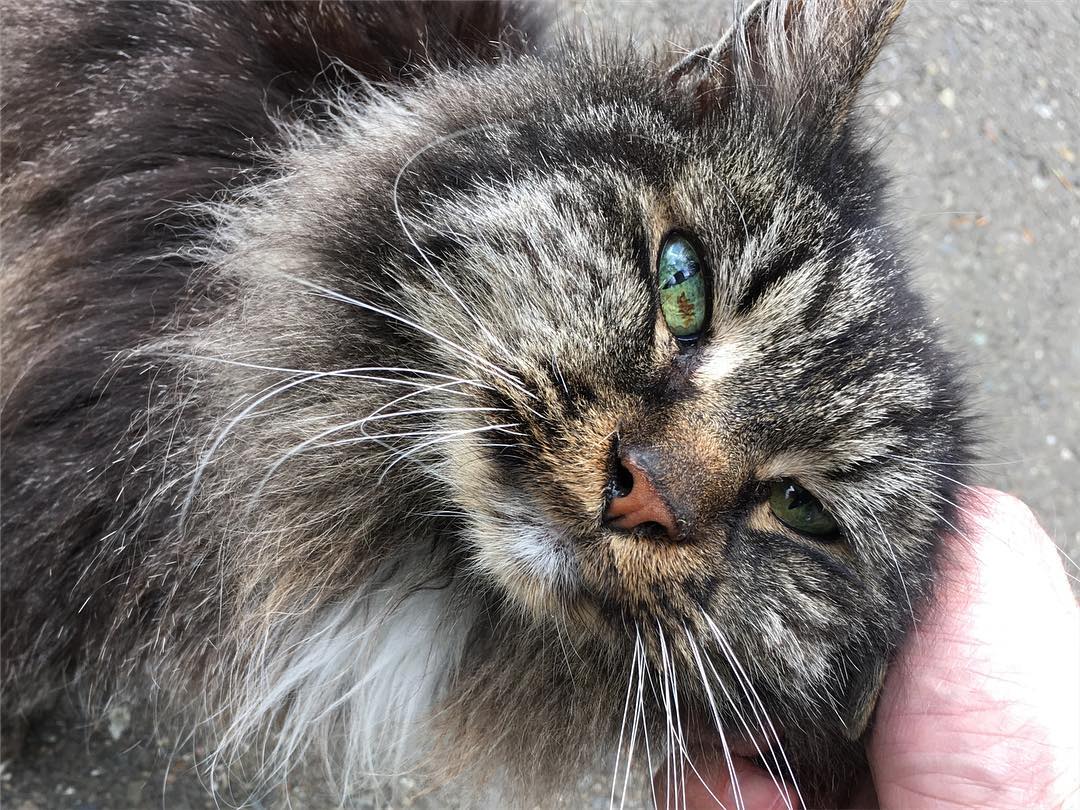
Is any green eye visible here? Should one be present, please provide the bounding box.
[657,234,708,339]
[768,481,839,538]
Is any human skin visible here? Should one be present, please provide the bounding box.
[660,488,1080,809]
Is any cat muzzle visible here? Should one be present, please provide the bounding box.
[603,448,681,542]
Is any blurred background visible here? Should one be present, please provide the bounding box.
[3,1,1076,808]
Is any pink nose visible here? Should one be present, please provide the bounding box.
[603,455,679,542]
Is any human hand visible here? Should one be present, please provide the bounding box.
[660,488,1080,809]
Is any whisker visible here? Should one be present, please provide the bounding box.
[391,124,513,356]
[181,369,351,526]
[276,403,503,468]
[610,626,639,810]
[280,273,538,402]
[350,377,492,475]
[654,624,680,810]
[694,625,794,810]
[637,631,660,810]
[178,362,485,525]
[914,484,1080,583]
[684,628,750,810]
[551,611,578,691]
[893,460,984,495]
[247,402,504,511]
[882,451,1021,469]
[176,355,484,388]
[375,422,522,484]
[701,612,806,810]
[617,626,645,810]
[868,511,918,635]
[897,463,1080,575]
[658,629,691,810]
[550,354,571,398]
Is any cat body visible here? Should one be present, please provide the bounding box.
[1,1,970,805]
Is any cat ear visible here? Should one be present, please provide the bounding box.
[673,0,906,141]
[840,653,888,740]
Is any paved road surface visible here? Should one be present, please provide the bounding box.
[3,2,1077,808]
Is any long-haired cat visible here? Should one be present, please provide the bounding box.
[1,0,971,806]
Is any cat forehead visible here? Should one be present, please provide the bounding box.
[391,56,851,250]
[431,152,881,353]
[436,149,837,285]
[435,165,929,411]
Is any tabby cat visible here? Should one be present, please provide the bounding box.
[1,0,970,806]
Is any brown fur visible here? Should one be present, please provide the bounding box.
[2,2,971,806]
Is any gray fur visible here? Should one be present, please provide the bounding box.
[1,1,970,806]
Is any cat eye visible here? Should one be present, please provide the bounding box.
[657,233,708,340]
[768,480,839,538]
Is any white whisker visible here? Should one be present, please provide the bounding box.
[684,627,745,810]
[654,624,679,810]
[250,394,502,505]
[609,626,638,810]
[376,422,522,483]
[391,125,514,358]
[868,510,918,634]
[658,628,690,810]
[280,273,537,402]
[701,612,806,810]
[177,354,484,388]
[637,630,660,810]
[617,626,645,810]
[691,626,792,810]
[181,369,350,526]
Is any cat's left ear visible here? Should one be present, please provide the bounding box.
[672,0,906,141]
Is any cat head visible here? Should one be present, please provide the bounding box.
[200,0,968,801]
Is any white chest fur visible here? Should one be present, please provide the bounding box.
[218,570,472,797]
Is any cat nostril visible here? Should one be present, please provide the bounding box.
[603,452,680,542]
[611,460,634,499]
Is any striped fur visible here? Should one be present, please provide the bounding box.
[1,1,970,806]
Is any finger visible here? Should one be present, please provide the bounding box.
[654,754,799,810]
[869,488,1080,808]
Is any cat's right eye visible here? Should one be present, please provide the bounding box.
[768,480,840,538]
[657,233,708,340]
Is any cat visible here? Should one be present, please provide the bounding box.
[1,0,972,806]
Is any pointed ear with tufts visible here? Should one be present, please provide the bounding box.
[672,0,906,141]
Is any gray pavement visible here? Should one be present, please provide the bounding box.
[3,2,1077,808]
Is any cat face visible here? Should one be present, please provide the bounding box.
[200,0,967,801]
[339,0,964,794]
[409,93,962,732]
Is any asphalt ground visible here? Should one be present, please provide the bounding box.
[3,2,1077,808]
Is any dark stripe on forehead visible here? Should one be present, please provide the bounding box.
[403,118,679,208]
[735,244,814,317]
[800,265,839,331]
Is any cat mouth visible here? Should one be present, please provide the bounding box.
[724,729,780,759]
[683,714,783,765]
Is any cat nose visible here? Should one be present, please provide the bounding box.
[603,449,680,542]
